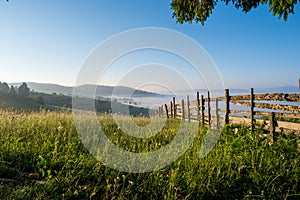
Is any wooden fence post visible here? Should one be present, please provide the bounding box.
[170,101,173,118]
[196,92,200,121]
[269,112,276,141]
[207,91,211,128]
[187,95,190,122]
[181,99,185,121]
[201,95,205,126]
[173,97,176,118]
[215,98,219,129]
[250,88,255,131]
[225,89,230,124]
[165,104,169,119]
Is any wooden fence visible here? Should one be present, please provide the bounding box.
[158,88,300,135]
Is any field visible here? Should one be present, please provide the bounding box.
[0,110,300,199]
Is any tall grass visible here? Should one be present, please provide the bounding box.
[0,110,299,199]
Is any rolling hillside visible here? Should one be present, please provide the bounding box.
[9,82,163,98]
[0,91,153,116]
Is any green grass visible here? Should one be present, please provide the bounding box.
[260,115,300,124]
[275,117,300,124]
[0,110,299,199]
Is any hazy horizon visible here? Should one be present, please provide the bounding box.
[6,81,299,94]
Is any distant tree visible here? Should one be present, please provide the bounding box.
[9,86,17,97]
[36,95,44,105]
[171,0,299,25]
[0,82,9,93]
[18,82,30,97]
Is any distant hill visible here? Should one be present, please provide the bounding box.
[10,82,73,95]
[0,94,41,111]
[10,82,163,98]
[74,84,163,98]
[0,90,153,116]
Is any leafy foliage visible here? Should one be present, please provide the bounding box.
[36,95,45,105]
[8,86,17,97]
[0,82,9,94]
[18,82,30,98]
[171,0,299,25]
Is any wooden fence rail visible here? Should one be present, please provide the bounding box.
[158,88,300,134]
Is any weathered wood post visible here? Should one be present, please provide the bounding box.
[207,91,211,128]
[215,98,219,129]
[170,101,173,118]
[269,112,276,141]
[187,95,190,122]
[225,89,230,124]
[181,99,185,121]
[196,92,200,121]
[201,95,205,126]
[165,104,169,119]
[173,97,176,118]
[250,88,255,131]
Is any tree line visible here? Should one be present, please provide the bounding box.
[0,82,30,98]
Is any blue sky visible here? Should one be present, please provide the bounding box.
[0,0,299,90]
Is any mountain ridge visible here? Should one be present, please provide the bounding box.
[9,82,164,98]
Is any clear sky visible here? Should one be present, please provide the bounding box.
[0,0,299,90]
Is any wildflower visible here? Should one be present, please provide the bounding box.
[128,180,134,185]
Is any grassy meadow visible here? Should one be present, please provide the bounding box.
[0,109,300,199]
